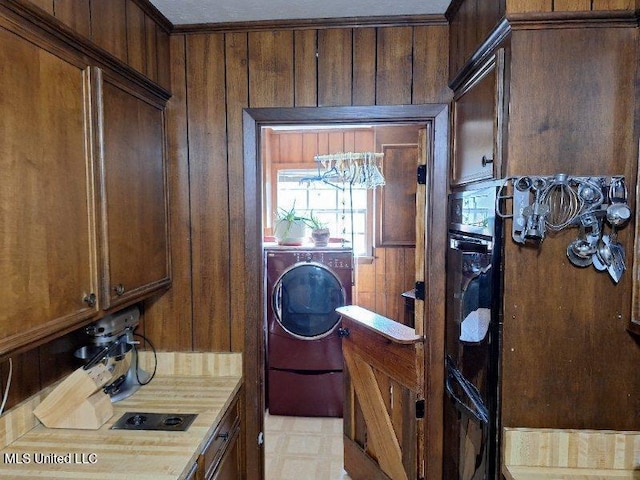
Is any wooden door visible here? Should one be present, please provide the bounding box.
[92,68,171,309]
[340,127,430,480]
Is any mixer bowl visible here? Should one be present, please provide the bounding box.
[74,341,132,362]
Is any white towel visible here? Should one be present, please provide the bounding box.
[459,308,491,343]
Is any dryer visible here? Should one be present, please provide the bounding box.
[264,246,353,417]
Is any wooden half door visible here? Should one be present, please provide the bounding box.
[340,126,430,480]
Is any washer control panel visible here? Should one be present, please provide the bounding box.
[324,256,352,270]
[291,251,352,270]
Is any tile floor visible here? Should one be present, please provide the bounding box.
[264,413,352,479]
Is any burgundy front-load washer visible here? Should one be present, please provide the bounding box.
[264,246,353,417]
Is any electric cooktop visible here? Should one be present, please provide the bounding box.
[111,412,198,431]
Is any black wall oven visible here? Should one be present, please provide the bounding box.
[443,182,503,480]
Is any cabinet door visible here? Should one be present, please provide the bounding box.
[376,144,418,247]
[0,27,99,353]
[93,68,170,309]
[451,50,505,186]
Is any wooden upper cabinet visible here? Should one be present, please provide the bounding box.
[0,3,171,356]
[451,49,505,186]
[0,26,99,354]
[377,144,418,247]
[92,68,170,310]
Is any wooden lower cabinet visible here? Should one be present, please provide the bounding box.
[196,392,242,480]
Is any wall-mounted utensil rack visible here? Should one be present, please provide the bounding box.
[497,174,631,283]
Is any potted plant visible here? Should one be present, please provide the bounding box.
[306,211,331,247]
[274,204,308,246]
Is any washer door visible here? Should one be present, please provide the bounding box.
[272,262,345,339]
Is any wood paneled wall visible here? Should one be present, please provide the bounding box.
[173,24,451,354]
[143,35,194,351]
[506,0,636,13]
[266,129,375,164]
[447,0,505,82]
[502,24,640,431]
[356,248,416,322]
[25,0,171,89]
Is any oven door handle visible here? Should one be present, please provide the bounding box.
[445,358,489,424]
[450,238,490,254]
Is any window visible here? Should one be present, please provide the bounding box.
[275,167,372,256]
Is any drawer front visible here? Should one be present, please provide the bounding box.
[210,428,241,480]
[202,396,240,479]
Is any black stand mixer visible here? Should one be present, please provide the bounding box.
[74,306,151,402]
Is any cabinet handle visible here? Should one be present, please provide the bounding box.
[482,155,494,167]
[83,293,97,307]
[218,432,229,440]
[114,284,125,296]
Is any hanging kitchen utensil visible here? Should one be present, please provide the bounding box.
[608,176,628,203]
[544,173,582,232]
[511,176,532,244]
[606,229,626,283]
[567,243,593,267]
[522,177,550,242]
[592,243,610,271]
[607,203,632,226]
[605,176,631,227]
[593,223,612,272]
[566,213,599,267]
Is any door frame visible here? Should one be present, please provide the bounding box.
[242,104,449,480]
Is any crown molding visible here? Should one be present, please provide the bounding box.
[170,13,447,34]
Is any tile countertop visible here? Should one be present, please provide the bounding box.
[0,352,243,480]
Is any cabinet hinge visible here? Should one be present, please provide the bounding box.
[414,281,425,301]
[257,431,264,445]
[415,399,425,419]
[417,164,427,185]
